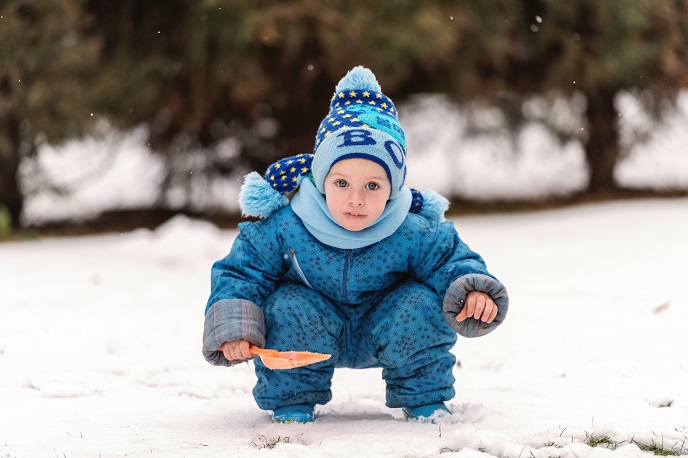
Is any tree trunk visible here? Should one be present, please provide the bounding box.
[0,114,23,229]
[584,86,620,194]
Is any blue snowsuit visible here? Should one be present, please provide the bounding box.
[203,205,508,411]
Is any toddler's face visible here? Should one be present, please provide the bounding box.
[324,158,391,231]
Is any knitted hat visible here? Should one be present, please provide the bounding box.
[311,67,406,198]
[238,66,448,221]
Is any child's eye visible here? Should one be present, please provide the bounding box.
[334,179,348,188]
[365,182,380,191]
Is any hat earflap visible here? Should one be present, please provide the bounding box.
[238,172,289,218]
[238,154,314,218]
[410,188,449,222]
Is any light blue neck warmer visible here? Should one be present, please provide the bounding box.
[291,178,412,250]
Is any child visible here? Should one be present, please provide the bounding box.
[202,66,509,423]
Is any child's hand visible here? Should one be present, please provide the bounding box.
[220,339,252,361]
[456,291,498,324]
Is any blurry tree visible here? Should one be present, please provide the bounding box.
[0,0,101,227]
[80,0,468,211]
[84,0,687,199]
[2,0,687,229]
[445,0,688,193]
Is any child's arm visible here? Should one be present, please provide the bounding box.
[411,220,508,337]
[203,221,285,367]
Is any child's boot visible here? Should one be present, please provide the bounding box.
[402,402,451,422]
[272,404,315,423]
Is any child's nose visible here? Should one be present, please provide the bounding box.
[348,190,364,206]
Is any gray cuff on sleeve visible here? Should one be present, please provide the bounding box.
[202,299,266,367]
[443,273,509,338]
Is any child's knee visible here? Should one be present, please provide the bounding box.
[263,283,328,319]
[369,281,456,360]
[388,281,444,321]
[264,283,343,344]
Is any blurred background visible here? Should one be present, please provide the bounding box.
[1,0,688,236]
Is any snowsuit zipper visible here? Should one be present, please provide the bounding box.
[342,250,351,303]
[289,249,313,289]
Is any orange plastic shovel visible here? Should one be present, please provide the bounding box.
[249,345,331,370]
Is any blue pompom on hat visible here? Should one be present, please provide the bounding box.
[238,66,448,221]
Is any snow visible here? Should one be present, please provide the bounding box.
[2,199,687,457]
[21,127,166,225]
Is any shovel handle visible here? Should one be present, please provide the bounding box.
[216,344,278,358]
[249,345,279,357]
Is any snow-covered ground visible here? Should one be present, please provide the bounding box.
[2,90,687,456]
[1,198,687,457]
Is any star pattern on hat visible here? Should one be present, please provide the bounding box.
[265,154,314,193]
[316,89,398,149]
